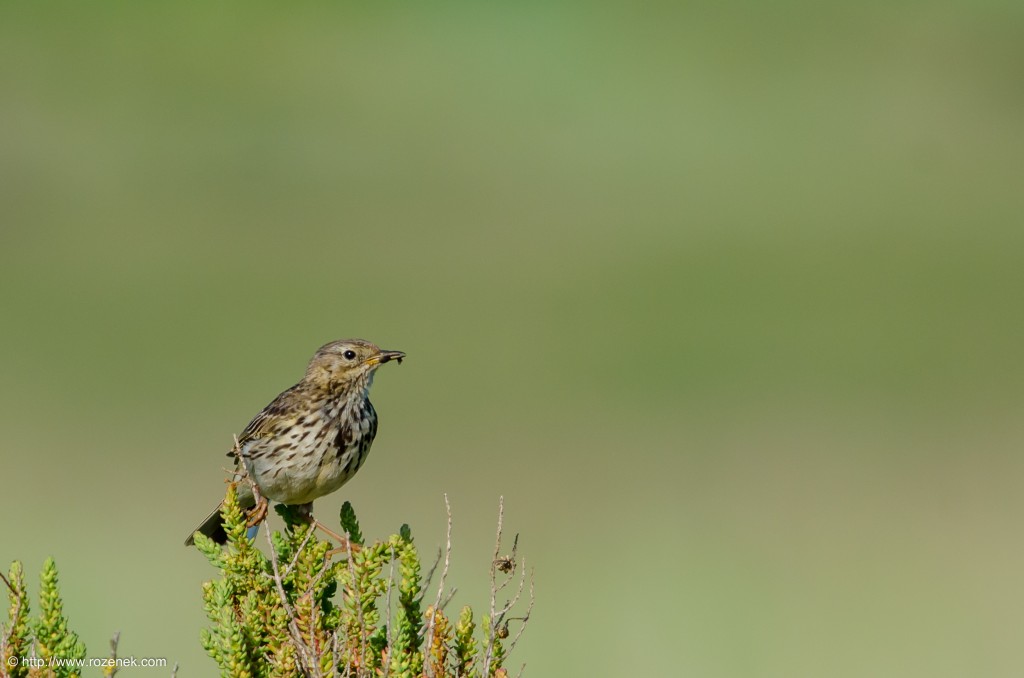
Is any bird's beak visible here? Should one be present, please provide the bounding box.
[370,350,405,366]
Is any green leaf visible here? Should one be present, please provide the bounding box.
[189,484,530,676]
[34,558,86,676]
[339,501,363,545]
[3,561,32,678]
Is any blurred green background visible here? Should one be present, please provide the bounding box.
[2,1,1023,675]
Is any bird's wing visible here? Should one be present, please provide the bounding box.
[227,383,304,456]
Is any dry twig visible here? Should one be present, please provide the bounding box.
[422,494,454,678]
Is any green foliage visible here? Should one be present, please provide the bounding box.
[0,490,530,678]
[1,562,31,678]
[35,558,86,676]
[0,559,87,678]
[453,607,477,677]
[198,485,531,677]
[338,502,363,546]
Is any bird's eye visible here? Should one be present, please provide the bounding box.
[343,350,357,360]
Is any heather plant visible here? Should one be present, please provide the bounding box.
[2,491,532,678]
[193,486,532,677]
[1,559,91,678]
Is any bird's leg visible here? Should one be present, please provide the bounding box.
[246,490,269,528]
[295,503,362,555]
[318,521,363,557]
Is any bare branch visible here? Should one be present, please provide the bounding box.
[263,491,320,677]
[105,631,121,678]
[0,571,17,598]
[506,568,535,656]
[421,547,442,595]
[439,587,458,612]
[382,544,396,678]
[495,553,528,622]
[423,493,454,678]
[0,576,23,665]
[483,495,505,676]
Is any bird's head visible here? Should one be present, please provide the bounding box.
[304,339,405,393]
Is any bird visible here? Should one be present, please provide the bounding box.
[185,339,405,546]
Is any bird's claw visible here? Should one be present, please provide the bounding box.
[246,496,269,528]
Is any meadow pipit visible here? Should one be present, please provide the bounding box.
[186,339,405,546]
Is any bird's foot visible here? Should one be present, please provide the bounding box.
[246,495,269,528]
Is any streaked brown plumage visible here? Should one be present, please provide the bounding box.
[186,339,404,546]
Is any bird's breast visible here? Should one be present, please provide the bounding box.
[243,396,378,505]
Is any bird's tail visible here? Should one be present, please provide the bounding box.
[185,496,259,546]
